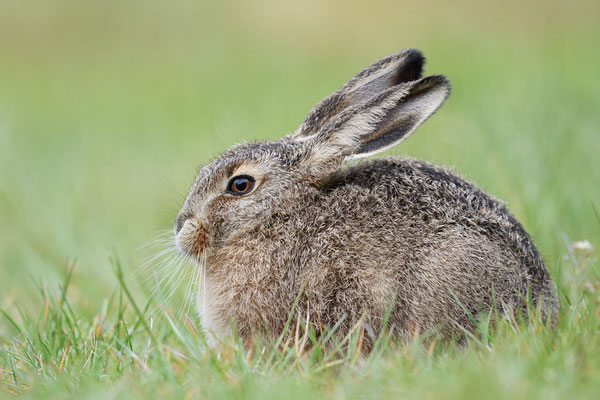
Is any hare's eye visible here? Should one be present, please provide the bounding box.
[226,175,256,196]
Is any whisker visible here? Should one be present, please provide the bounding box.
[146,256,183,301]
[163,257,193,305]
[179,257,201,322]
[150,252,186,294]
[137,246,177,275]
[149,259,185,317]
[141,250,182,284]
[138,230,207,325]
[135,231,176,252]
[150,250,192,315]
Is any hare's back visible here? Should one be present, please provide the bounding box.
[326,157,549,284]
[332,157,505,214]
[318,157,557,324]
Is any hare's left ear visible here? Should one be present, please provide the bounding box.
[307,75,451,160]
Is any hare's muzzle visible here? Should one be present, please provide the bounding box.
[175,217,210,259]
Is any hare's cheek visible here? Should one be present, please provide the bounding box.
[205,199,238,235]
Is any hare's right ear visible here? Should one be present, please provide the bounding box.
[291,49,425,139]
[296,74,450,183]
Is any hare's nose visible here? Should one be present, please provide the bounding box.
[174,212,192,235]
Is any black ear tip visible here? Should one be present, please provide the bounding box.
[402,48,425,62]
[392,48,426,84]
[415,75,451,95]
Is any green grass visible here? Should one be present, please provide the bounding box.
[1,247,599,399]
[1,0,599,398]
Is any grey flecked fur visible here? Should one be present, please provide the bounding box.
[174,49,558,348]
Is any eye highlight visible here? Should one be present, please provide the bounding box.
[226,175,256,196]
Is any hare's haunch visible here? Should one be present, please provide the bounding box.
[175,49,557,347]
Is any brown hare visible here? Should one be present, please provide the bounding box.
[174,49,558,348]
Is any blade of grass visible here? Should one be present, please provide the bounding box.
[0,309,22,335]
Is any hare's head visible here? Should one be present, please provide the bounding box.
[175,49,451,259]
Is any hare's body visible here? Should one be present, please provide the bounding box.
[176,49,557,347]
[199,157,556,345]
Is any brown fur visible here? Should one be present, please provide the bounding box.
[174,49,558,348]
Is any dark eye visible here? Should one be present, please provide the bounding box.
[226,175,256,196]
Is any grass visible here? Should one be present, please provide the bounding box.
[1,0,599,398]
[1,244,599,399]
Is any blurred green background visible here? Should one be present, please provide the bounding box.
[0,0,598,312]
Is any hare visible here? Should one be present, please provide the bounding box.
[174,49,558,348]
